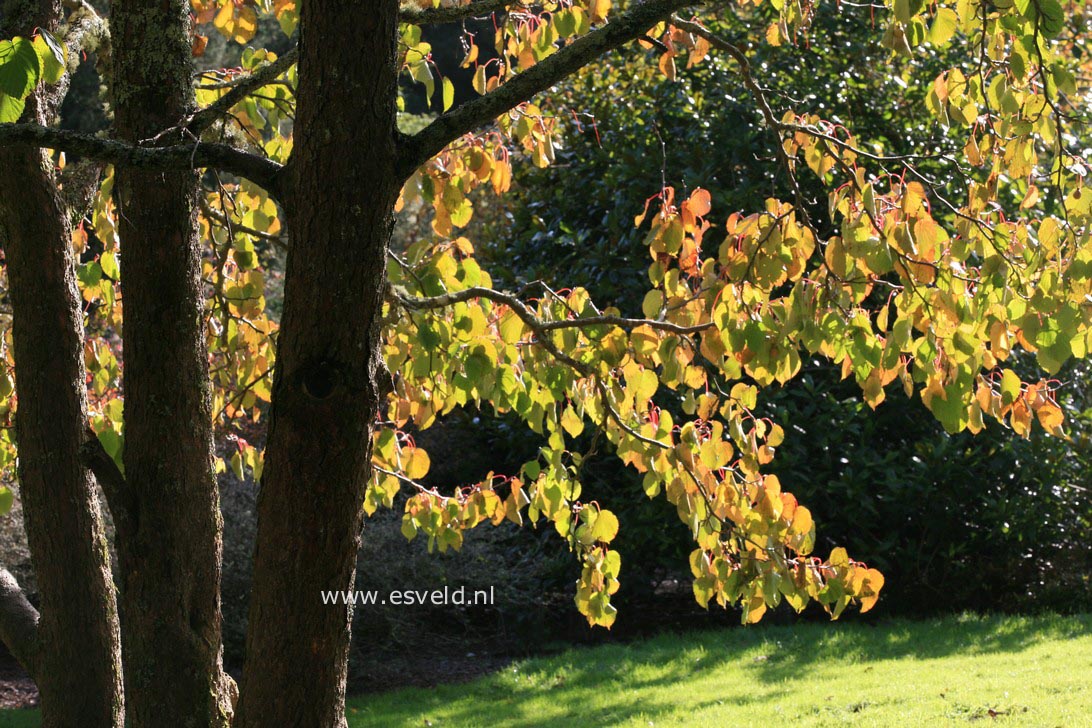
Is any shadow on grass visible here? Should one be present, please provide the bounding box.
[344,612,1091,727]
[0,709,38,728]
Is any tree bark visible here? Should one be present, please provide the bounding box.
[0,2,125,726]
[109,2,234,724]
[0,568,40,678]
[235,2,401,725]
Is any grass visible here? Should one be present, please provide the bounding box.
[344,613,1091,727]
[1,613,1088,727]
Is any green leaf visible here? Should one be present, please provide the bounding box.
[641,289,664,319]
[417,322,441,350]
[0,37,40,122]
[893,0,913,24]
[523,460,541,481]
[401,514,418,541]
[1037,0,1064,37]
[0,37,40,98]
[0,486,13,515]
[1000,369,1021,405]
[0,92,24,123]
[32,31,66,84]
[96,428,124,472]
[100,252,120,281]
[555,9,577,37]
[442,77,454,112]
[928,7,959,46]
[230,451,245,480]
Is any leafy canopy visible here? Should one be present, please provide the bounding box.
[1,0,1089,628]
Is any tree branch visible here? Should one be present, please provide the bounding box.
[391,284,712,335]
[398,0,697,176]
[0,123,285,197]
[188,46,299,136]
[399,0,521,25]
[0,568,40,681]
[62,0,109,58]
[79,430,133,534]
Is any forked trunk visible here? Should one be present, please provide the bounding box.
[110,1,234,724]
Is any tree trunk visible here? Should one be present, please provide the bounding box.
[235,2,401,725]
[0,4,124,725]
[109,2,234,724]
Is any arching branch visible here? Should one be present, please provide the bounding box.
[398,0,697,177]
[0,124,285,197]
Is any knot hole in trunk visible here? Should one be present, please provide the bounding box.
[299,359,342,400]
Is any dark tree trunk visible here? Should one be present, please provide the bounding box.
[236,1,401,725]
[109,2,234,724]
[0,2,125,724]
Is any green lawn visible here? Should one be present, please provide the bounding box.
[2,613,1089,727]
[345,613,1091,727]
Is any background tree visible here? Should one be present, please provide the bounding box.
[0,0,1087,727]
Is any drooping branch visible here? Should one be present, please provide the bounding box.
[391,283,746,553]
[0,123,284,196]
[399,0,520,25]
[189,46,299,135]
[0,568,40,680]
[398,0,697,176]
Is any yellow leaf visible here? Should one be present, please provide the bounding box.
[901,181,928,217]
[592,509,619,543]
[404,447,431,480]
[789,505,813,536]
[214,3,259,45]
[1010,398,1031,438]
[1036,402,1065,435]
[859,569,885,613]
[472,65,487,95]
[765,22,783,46]
[863,369,886,410]
[560,405,584,437]
[743,595,767,624]
[589,0,611,24]
[990,321,1011,359]
[828,546,850,568]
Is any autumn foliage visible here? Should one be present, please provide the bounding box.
[1,0,1089,633]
